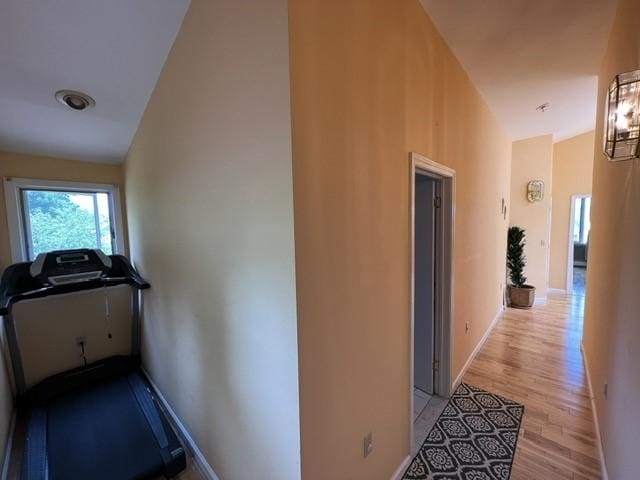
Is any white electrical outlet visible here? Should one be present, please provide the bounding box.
[363,432,373,458]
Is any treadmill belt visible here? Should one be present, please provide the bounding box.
[35,374,169,480]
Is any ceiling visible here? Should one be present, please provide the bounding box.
[420,0,617,142]
[0,0,190,164]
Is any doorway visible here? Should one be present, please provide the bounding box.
[409,153,454,454]
[566,195,591,296]
[414,174,437,397]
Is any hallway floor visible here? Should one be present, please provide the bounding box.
[412,391,449,456]
[462,293,602,479]
[573,266,587,296]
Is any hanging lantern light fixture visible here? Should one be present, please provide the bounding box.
[604,69,640,161]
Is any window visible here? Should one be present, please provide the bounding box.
[4,178,125,262]
[572,196,591,244]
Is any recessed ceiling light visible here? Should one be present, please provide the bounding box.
[55,90,95,111]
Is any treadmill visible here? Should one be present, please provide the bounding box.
[0,249,186,480]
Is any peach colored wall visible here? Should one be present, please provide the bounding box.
[290,0,512,478]
[0,150,126,270]
[125,0,301,478]
[582,0,640,478]
[509,135,553,300]
[549,132,594,290]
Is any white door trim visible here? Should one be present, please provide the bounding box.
[3,176,125,262]
[409,152,455,453]
[566,194,591,293]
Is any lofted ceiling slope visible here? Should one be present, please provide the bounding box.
[0,0,190,164]
[420,0,618,142]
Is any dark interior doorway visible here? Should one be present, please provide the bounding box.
[571,195,591,296]
[414,174,438,395]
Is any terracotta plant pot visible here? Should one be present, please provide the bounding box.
[507,285,536,308]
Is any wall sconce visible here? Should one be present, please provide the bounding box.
[527,180,544,203]
[604,69,640,161]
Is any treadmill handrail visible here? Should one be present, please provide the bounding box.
[0,255,150,316]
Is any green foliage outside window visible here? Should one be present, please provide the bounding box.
[25,190,112,259]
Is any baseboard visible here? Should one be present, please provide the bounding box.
[0,410,16,480]
[581,343,609,480]
[452,306,503,391]
[548,288,566,294]
[141,368,221,480]
[390,455,411,480]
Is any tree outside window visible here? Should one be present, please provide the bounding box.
[24,190,113,259]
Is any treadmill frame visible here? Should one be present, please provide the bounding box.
[4,310,26,396]
[0,253,149,400]
[0,253,187,480]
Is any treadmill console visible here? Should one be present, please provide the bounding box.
[30,249,113,286]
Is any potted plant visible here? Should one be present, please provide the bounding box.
[506,226,536,308]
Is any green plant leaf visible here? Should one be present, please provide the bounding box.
[507,226,527,288]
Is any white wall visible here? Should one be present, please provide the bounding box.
[15,287,130,387]
[125,0,300,478]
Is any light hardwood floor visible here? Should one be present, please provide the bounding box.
[6,293,598,480]
[462,293,602,480]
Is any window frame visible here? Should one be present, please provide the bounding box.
[3,177,125,263]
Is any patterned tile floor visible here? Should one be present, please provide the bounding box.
[412,393,449,456]
[413,388,432,421]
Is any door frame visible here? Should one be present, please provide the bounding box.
[566,194,591,293]
[409,152,455,446]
